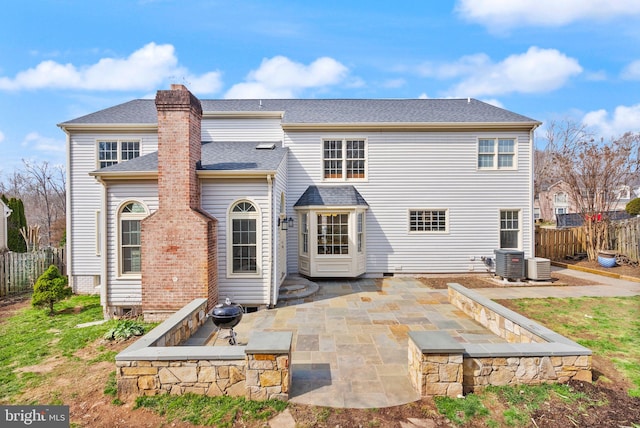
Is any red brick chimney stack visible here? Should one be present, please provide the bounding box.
[155,83,202,211]
[141,85,218,322]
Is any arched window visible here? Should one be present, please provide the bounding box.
[119,201,147,276]
[228,200,260,276]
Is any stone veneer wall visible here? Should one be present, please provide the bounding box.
[115,298,292,402]
[408,285,592,397]
[448,286,546,343]
[408,332,463,397]
[463,355,592,394]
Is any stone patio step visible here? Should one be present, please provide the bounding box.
[278,275,320,301]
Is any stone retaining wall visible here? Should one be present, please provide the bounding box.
[408,284,592,397]
[115,298,292,402]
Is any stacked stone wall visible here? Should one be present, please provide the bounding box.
[463,355,592,394]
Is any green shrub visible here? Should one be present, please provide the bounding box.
[31,265,72,315]
[626,198,640,216]
[104,319,146,341]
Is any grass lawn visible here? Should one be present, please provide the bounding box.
[0,293,638,427]
[502,295,640,397]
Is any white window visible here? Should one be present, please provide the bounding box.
[357,212,364,253]
[554,193,567,204]
[98,140,140,168]
[317,213,349,254]
[500,210,520,249]
[118,201,147,276]
[555,207,567,215]
[478,138,516,170]
[534,208,540,220]
[323,139,366,180]
[229,201,260,276]
[409,209,448,232]
[301,213,309,254]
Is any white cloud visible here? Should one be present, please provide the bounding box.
[456,0,640,28]
[418,93,428,99]
[447,47,582,97]
[480,98,504,108]
[621,60,640,80]
[0,43,222,94]
[21,132,66,154]
[582,104,640,139]
[225,56,348,98]
[0,130,4,143]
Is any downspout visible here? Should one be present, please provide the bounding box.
[529,124,540,258]
[266,174,274,308]
[96,177,109,318]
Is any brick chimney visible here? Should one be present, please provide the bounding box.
[141,84,218,322]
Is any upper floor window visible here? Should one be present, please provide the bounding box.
[98,140,140,168]
[554,193,568,204]
[478,138,516,170]
[409,209,448,233]
[119,201,147,276]
[323,139,366,180]
[229,201,260,275]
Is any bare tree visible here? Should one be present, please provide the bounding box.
[21,160,66,246]
[547,122,640,259]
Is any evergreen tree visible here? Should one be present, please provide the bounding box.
[2,195,28,252]
[31,265,72,315]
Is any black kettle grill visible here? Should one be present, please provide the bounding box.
[207,297,243,345]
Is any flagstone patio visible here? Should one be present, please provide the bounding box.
[208,276,507,408]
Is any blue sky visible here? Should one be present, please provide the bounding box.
[1,0,640,172]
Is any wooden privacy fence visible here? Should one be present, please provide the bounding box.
[0,248,65,298]
[535,227,586,261]
[536,216,640,262]
[610,217,640,261]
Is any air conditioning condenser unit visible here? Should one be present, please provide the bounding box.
[526,257,551,281]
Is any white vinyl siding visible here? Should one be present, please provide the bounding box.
[285,130,533,274]
[201,179,271,305]
[201,118,283,142]
[105,181,158,307]
[67,132,157,285]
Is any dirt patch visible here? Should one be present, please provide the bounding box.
[563,258,640,279]
[418,271,600,289]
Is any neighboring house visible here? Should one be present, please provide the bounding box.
[0,199,11,251]
[535,180,639,224]
[59,85,540,320]
[535,181,576,223]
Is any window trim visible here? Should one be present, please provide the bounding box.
[408,209,449,234]
[321,138,368,181]
[96,139,141,169]
[477,137,517,171]
[117,200,148,278]
[499,209,521,250]
[226,199,262,278]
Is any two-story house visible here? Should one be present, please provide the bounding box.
[59,85,540,320]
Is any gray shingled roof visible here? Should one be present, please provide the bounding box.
[294,186,369,207]
[94,141,287,174]
[62,98,538,125]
